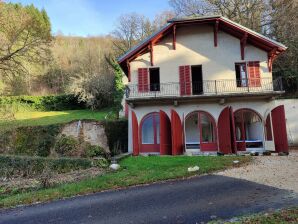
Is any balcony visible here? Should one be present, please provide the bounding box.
[125,78,284,102]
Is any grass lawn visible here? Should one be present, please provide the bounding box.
[0,109,111,130]
[0,155,251,209]
[210,207,298,223]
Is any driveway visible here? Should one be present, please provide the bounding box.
[0,175,297,224]
[217,151,298,193]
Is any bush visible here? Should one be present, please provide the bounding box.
[85,145,107,158]
[0,125,61,157]
[103,119,128,156]
[0,155,96,178]
[54,134,79,156]
[0,94,86,111]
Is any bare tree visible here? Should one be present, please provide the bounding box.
[111,13,154,57]
[169,0,266,32]
[152,10,176,30]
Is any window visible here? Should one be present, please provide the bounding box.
[142,115,154,144]
[200,113,215,143]
[235,63,247,87]
[149,68,160,91]
[141,113,160,144]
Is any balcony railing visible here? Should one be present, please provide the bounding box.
[125,77,284,99]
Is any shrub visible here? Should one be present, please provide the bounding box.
[54,135,79,156]
[85,144,107,158]
[103,119,128,156]
[0,94,86,111]
[0,125,61,157]
[0,155,97,178]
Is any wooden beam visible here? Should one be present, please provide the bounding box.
[214,20,219,47]
[173,25,176,50]
[149,42,154,66]
[240,33,248,60]
[127,61,131,82]
[268,48,278,72]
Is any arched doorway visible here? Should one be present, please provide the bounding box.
[140,112,160,153]
[234,109,264,151]
[185,111,217,152]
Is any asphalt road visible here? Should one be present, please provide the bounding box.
[0,175,297,224]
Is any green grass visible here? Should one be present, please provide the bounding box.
[0,155,251,209]
[210,207,298,223]
[0,109,111,130]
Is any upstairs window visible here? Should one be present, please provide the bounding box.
[235,63,247,87]
[235,62,261,88]
[149,68,160,91]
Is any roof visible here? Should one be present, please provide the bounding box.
[118,15,287,77]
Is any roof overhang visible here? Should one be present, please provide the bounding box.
[118,15,287,78]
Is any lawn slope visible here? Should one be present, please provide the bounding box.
[0,155,251,208]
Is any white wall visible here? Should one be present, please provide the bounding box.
[129,25,271,85]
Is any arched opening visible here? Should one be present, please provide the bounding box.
[140,112,160,153]
[234,109,264,151]
[185,111,217,152]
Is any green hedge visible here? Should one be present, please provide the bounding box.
[0,94,86,111]
[103,119,128,155]
[0,125,61,157]
[0,155,95,178]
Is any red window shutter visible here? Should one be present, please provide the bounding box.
[218,107,232,154]
[179,65,191,96]
[160,110,172,155]
[124,102,128,118]
[271,105,288,153]
[131,111,139,156]
[138,68,149,92]
[248,61,261,87]
[171,109,183,155]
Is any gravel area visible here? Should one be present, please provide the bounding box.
[216,151,298,193]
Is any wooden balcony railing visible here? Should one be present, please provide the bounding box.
[125,77,283,99]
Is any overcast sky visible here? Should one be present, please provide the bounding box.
[7,0,170,36]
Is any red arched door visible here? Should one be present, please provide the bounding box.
[140,113,160,153]
[185,111,217,151]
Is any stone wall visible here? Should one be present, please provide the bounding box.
[61,121,110,153]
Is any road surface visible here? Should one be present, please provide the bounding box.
[0,175,297,224]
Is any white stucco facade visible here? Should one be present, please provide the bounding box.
[120,20,289,155]
[129,25,271,85]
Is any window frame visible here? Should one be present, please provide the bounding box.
[235,62,248,87]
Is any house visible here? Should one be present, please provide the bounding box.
[118,15,289,155]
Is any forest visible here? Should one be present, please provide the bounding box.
[0,0,297,109]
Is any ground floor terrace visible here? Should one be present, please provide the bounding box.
[128,100,289,155]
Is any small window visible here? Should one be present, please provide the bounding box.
[235,63,247,87]
[149,68,160,91]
